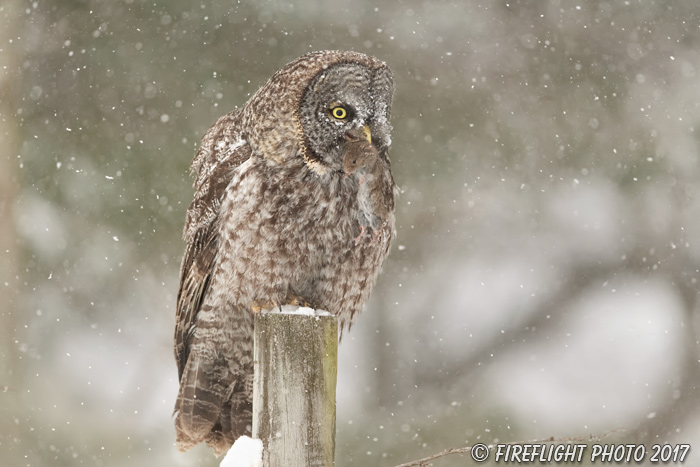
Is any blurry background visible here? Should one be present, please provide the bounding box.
[2,1,699,466]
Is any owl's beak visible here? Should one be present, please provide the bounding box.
[343,124,373,145]
[361,123,372,144]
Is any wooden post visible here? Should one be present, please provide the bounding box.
[253,309,338,467]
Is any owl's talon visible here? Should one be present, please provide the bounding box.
[251,299,279,313]
[287,295,314,309]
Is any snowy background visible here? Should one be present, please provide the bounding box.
[2,1,700,466]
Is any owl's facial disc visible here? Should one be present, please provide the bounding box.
[299,62,393,172]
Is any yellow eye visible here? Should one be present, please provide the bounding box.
[331,106,347,120]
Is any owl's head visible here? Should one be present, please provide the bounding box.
[299,59,394,173]
[242,51,394,175]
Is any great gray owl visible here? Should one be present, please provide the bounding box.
[174,50,396,454]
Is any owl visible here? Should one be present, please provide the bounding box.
[174,50,396,455]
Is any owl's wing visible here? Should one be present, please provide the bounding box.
[174,110,251,379]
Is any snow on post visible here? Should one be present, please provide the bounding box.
[253,306,337,467]
[220,436,263,467]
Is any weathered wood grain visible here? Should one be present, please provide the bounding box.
[253,310,337,467]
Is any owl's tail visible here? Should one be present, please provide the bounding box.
[173,349,252,455]
[174,348,225,453]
